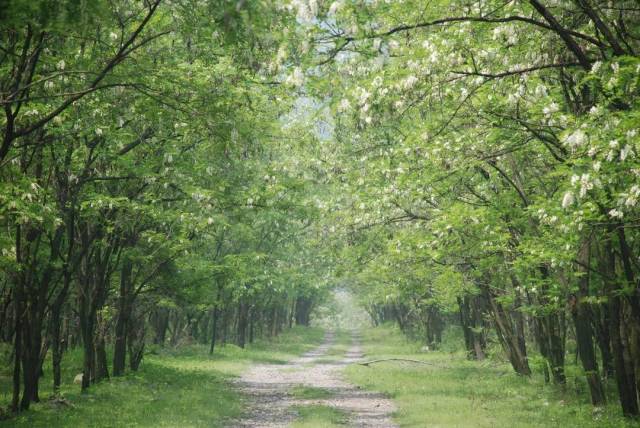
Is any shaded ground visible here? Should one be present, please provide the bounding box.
[232,330,397,427]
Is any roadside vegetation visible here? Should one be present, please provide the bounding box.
[347,326,634,428]
[0,327,324,427]
[291,405,348,428]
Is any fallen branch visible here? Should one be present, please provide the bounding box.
[358,358,450,369]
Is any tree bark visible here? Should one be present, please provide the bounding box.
[113,257,133,377]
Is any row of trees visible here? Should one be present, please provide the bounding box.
[292,0,640,418]
[0,0,332,414]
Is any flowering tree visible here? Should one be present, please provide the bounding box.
[283,0,640,416]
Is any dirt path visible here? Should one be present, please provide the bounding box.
[231,331,397,427]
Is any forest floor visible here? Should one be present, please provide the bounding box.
[232,329,396,427]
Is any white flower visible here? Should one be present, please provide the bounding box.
[579,174,593,197]
[593,161,601,172]
[564,130,587,150]
[402,75,419,89]
[285,67,304,87]
[609,139,619,149]
[292,0,314,22]
[543,102,559,116]
[621,145,633,161]
[626,185,640,207]
[389,40,400,50]
[535,84,548,97]
[56,60,65,70]
[338,98,351,112]
[95,128,103,136]
[358,88,371,105]
[562,191,574,208]
[109,32,118,41]
[591,61,602,73]
[328,1,341,15]
[609,208,623,219]
[207,217,214,225]
[611,62,620,74]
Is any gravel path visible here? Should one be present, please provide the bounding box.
[230,331,397,427]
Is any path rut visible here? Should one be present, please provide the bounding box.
[230,331,397,427]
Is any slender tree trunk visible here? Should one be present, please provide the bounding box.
[11,225,24,412]
[237,299,248,349]
[248,306,255,344]
[288,298,295,329]
[50,301,64,393]
[486,290,531,376]
[79,290,96,391]
[113,258,133,377]
[601,241,638,416]
[209,307,219,354]
[594,304,614,378]
[128,311,145,371]
[270,306,278,337]
[151,307,169,345]
[95,312,109,382]
[571,241,605,405]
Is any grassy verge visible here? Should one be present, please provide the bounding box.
[291,385,335,400]
[0,326,324,427]
[344,325,633,428]
[291,404,348,427]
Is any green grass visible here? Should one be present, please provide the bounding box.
[344,325,634,428]
[0,326,324,427]
[324,330,351,357]
[291,385,335,400]
[291,404,348,427]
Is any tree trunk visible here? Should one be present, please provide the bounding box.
[594,304,614,378]
[248,306,255,344]
[570,241,606,405]
[237,299,248,348]
[113,258,133,377]
[295,296,313,326]
[486,290,531,376]
[50,303,64,394]
[11,225,24,412]
[209,307,219,354]
[128,312,145,371]
[94,311,109,382]
[79,290,96,391]
[600,240,639,416]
